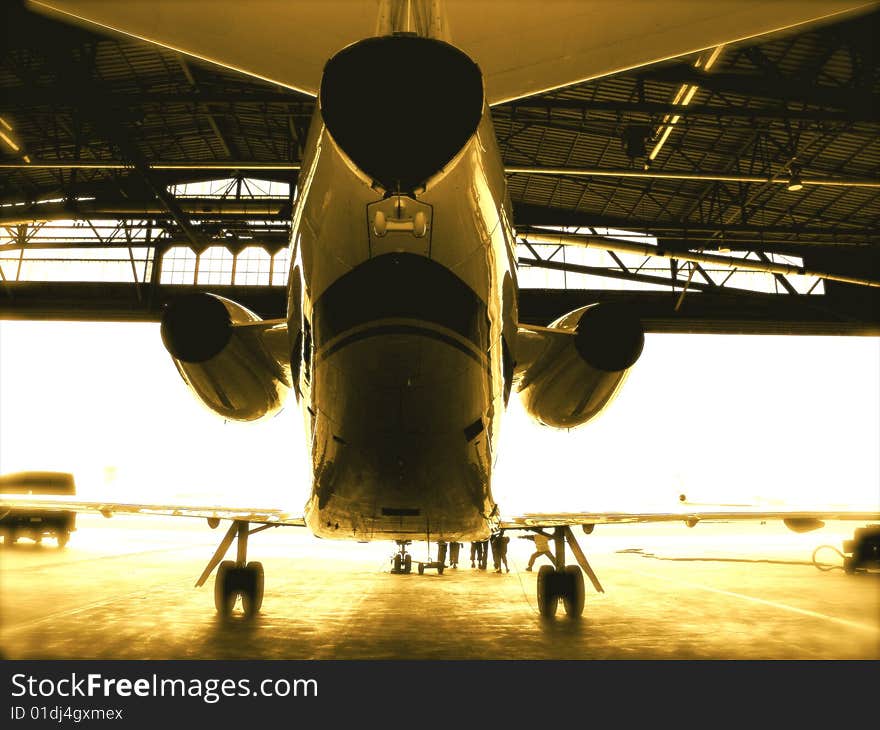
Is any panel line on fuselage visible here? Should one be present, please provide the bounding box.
[316,318,489,369]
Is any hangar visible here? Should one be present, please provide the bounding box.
[0,1,878,658]
[1,1,877,333]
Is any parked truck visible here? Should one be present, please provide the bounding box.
[0,471,76,547]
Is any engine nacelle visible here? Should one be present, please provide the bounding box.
[160,293,290,421]
[517,303,644,429]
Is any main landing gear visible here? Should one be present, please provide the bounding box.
[533,526,604,619]
[390,541,414,574]
[389,539,445,575]
[197,520,274,617]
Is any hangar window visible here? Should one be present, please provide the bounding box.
[168,177,290,199]
[0,244,153,283]
[234,247,271,285]
[169,178,238,198]
[271,248,290,286]
[160,247,196,285]
[0,218,155,283]
[197,246,233,285]
[517,241,671,292]
[240,178,290,198]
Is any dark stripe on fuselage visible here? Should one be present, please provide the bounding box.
[312,253,490,352]
[318,322,487,366]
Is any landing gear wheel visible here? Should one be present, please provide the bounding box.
[561,565,585,618]
[393,554,402,573]
[57,531,69,549]
[537,565,558,618]
[403,554,412,574]
[241,561,264,617]
[214,560,237,615]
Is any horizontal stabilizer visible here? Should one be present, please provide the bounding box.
[29,1,873,103]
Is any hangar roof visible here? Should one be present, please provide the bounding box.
[1,2,878,332]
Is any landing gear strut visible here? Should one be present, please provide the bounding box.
[391,541,414,574]
[534,526,603,619]
[197,520,271,617]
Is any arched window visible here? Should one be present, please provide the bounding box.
[234,246,271,285]
[159,247,196,284]
[197,246,233,285]
[271,248,290,286]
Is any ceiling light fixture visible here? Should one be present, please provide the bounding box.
[680,85,698,106]
[703,45,725,71]
[787,165,804,192]
[0,130,20,152]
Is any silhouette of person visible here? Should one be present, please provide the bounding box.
[490,534,501,571]
[490,533,511,573]
[449,542,462,568]
[477,539,489,570]
[470,541,481,568]
[524,530,554,571]
[497,533,510,573]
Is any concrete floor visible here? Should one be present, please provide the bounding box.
[1,515,877,659]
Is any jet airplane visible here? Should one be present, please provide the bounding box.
[3,0,879,619]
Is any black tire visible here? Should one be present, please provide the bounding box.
[537,565,558,618]
[403,554,412,574]
[214,560,237,615]
[418,563,425,575]
[392,554,402,573]
[561,565,585,618]
[242,562,264,616]
[437,564,444,575]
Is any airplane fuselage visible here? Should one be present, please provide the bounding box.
[289,37,518,542]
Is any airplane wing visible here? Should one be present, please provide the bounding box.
[501,509,880,530]
[28,0,874,104]
[0,494,306,527]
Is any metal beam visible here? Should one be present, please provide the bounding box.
[521,231,880,289]
[0,161,302,171]
[0,198,289,226]
[511,204,878,239]
[517,289,879,336]
[5,89,872,124]
[0,88,314,109]
[6,161,875,189]
[2,282,876,336]
[499,98,879,124]
[519,256,726,294]
[505,166,880,189]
